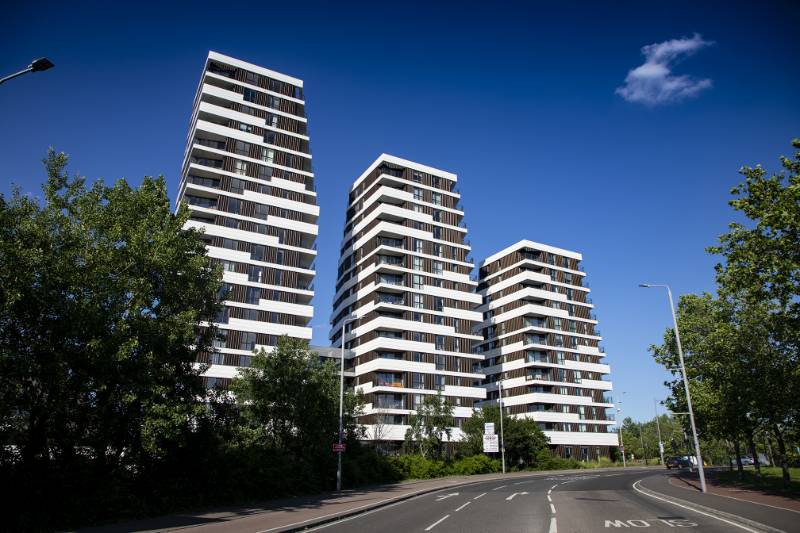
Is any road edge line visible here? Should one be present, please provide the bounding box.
[632,479,785,533]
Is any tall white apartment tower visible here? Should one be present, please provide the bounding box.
[330,155,486,447]
[475,240,618,460]
[176,52,318,386]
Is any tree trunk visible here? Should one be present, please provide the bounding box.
[726,440,734,471]
[733,440,744,480]
[746,429,761,481]
[772,424,791,489]
[766,437,776,467]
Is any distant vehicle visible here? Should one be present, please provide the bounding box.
[665,456,692,469]
[739,456,754,466]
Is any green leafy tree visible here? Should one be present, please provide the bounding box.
[460,405,551,468]
[405,392,454,459]
[707,139,800,487]
[0,151,220,528]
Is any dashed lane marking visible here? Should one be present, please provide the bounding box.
[550,503,557,514]
[549,516,558,533]
[424,514,450,531]
[455,501,471,512]
[474,492,487,500]
[492,484,508,491]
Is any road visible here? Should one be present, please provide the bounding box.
[307,469,772,533]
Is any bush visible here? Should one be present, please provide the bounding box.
[447,455,501,475]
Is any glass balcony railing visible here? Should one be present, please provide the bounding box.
[191,157,223,169]
[195,138,226,150]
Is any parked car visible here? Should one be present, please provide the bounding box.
[665,456,693,469]
[739,456,754,466]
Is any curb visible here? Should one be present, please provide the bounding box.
[278,467,651,532]
[632,478,785,533]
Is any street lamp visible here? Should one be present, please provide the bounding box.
[617,392,626,467]
[336,314,358,492]
[498,380,506,474]
[0,57,55,85]
[640,283,707,492]
[654,399,665,466]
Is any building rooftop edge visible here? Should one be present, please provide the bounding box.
[350,153,458,192]
[207,50,304,87]
[479,239,583,268]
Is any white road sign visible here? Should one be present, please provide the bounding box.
[484,423,495,435]
[483,433,499,453]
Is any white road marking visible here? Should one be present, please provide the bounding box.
[550,503,557,514]
[547,494,552,502]
[549,516,558,533]
[506,491,529,501]
[492,484,508,491]
[550,484,558,490]
[424,514,450,531]
[435,492,459,501]
[632,480,761,533]
[474,492,487,500]
[455,501,471,512]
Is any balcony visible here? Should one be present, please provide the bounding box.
[191,157,224,169]
[185,195,218,209]
[188,175,220,189]
[378,275,405,286]
[195,138,226,150]
[377,237,405,249]
[375,394,405,409]
[377,255,404,266]
[376,293,404,305]
[603,395,613,404]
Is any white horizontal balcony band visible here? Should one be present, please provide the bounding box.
[184,162,316,198]
[190,135,314,180]
[209,51,304,87]
[362,425,466,443]
[186,203,318,237]
[484,374,612,393]
[543,431,619,447]
[201,75,307,123]
[480,239,582,267]
[221,273,313,298]
[480,303,570,331]
[351,153,458,192]
[208,248,315,276]
[479,287,566,315]
[481,358,611,377]
[242,190,320,217]
[197,363,242,379]
[522,411,581,423]
[196,105,313,161]
[482,271,554,298]
[577,344,604,356]
[482,258,586,284]
[358,184,464,218]
[221,318,312,338]
[187,220,277,246]
[351,221,470,257]
[184,182,317,225]
[350,173,462,210]
[495,392,596,407]
[362,405,475,419]
[254,299,313,318]
[203,69,306,105]
[351,354,483,377]
[342,203,466,249]
[351,337,484,360]
[357,382,486,399]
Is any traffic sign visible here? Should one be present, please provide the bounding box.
[484,422,495,435]
[483,434,499,453]
[333,443,346,453]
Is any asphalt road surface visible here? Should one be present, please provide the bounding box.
[307,469,774,533]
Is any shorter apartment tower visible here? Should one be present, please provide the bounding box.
[475,241,617,460]
[330,154,485,447]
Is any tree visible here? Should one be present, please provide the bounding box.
[460,406,551,468]
[405,392,454,459]
[707,139,800,487]
[0,151,220,528]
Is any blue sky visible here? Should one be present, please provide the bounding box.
[2,1,798,423]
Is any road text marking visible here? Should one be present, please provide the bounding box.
[631,480,761,533]
[425,514,450,531]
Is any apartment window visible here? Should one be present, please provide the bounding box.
[213,330,227,349]
[566,288,574,300]
[264,131,276,145]
[412,293,424,309]
[433,227,441,240]
[412,373,424,389]
[274,270,282,286]
[215,307,229,324]
[433,243,443,257]
[238,123,254,133]
[556,352,565,364]
[241,308,259,321]
[568,320,577,333]
[553,318,562,330]
[261,147,275,163]
[413,239,423,253]
[432,192,442,206]
[221,260,237,272]
[235,140,250,156]
[412,171,422,183]
[413,257,423,271]
[230,177,245,195]
[266,113,278,128]
[412,274,424,289]
[276,250,284,264]
[434,354,445,370]
[559,386,569,395]
[234,160,248,176]
[240,332,257,351]
[245,287,261,304]
[252,245,266,261]
[248,266,263,283]
[222,238,237,250]
[412,312,422,322]
[453,338,460,352]
[240,105,256,115]
[434,297,444,312]
[412,352,424,362]
[413,188,423,201]
[432,176,440,188]
[258,166,273,180]
[434,375,445,391]
[435,335,445,351]
[554,334,564,347]
[433,261,443,275]
[243,88,258,103]
[564,446,572,458]
[210,352,225,365]
[413,394,424,410]
[564,424,573,433]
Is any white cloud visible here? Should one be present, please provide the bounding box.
[616,33,713,105]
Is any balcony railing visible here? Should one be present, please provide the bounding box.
[377,237,405,249]
[191,157,224,169]
[377,294,404,305]
[195,138,226,150]
[603,395,613,404]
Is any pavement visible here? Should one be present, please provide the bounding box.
[88,466,798,532]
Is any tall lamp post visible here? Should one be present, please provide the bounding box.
[498,380,506,474]
[336,315,358,492]
[640,283,707,492]
[617,392,626,467]
[0,57,54,85]
[654,399,665,466]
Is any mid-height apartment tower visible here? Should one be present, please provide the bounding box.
[330,155,485,446]
[475,241,617,460]
[176,52,318,386]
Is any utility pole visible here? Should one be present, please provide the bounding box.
[640,284,707,492]
[654,399,665,466]
[617,394,626,467]
[336,315,357,492]
[498,379,506,474]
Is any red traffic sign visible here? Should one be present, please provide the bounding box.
[333,443,346,453]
